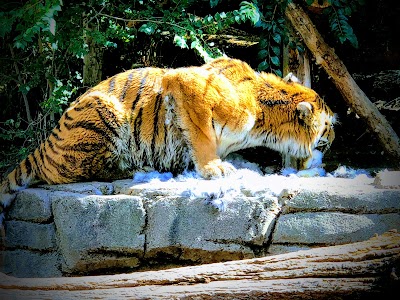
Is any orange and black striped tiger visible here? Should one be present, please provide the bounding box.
[0,57,336,219]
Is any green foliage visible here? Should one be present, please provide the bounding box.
[210,0,221,8]
[0,0,62,49]
[41,72,81,115]
[246,0,363,74]
[0,115,38,174]
[251,1,289,76]
[121,1,263,62]
[0,0,365,174]
[324,0,365,48]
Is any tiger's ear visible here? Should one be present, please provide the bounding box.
[297,102,313,120]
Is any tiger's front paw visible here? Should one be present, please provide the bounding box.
[198,159,236,179]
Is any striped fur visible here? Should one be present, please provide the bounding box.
[0,57,335,215]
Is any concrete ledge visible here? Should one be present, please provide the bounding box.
[1,171,399,277]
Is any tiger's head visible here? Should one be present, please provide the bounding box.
[203,56,336,169]
[254,72,336,167]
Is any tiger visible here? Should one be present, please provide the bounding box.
[0,57,336,220]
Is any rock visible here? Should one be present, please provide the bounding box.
[4,220,56,250]
[2,231,399,298]
[42,181,114,195]
[373,170,400,189]
[273,212,400,245]
[144,194,279,263]
[285,182,400,213]
[8,189,52,222]
[2,170,400,278]
[0,250,61,278]
[51,192,146,273]
[267,244,311,255]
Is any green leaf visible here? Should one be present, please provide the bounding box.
[344,6,352,15]
[139,23,157,35]
[272,33,281,44]
[257,49,269,60]
[274,69,283,77]
[297,45,305,54]
[210,0,220,8]
[19,84,30,95]
[14,40,26,49]
[173,35,188,49]
[306,0,314,5]
[271,56,280,66]
[49,18,56,35]
[272,45,280,55]
[258,61,269,71]
[190,40,198,49]
[347,34,359,48]
[0,13,14,38]
[239,1,260,25]
[258,38,268,48]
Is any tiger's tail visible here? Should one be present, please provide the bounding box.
[0,152,42,246]
[0,151,41,223]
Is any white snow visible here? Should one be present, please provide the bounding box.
[130,150,373,210]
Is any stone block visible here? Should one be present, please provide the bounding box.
[51,192,146,273]
[8,189,52,222]
[0,250,61,277]
[273,212,400,245]
[286,188,400,213]
[373,170,400,189]
[145,194,279,263]
[42,181,114,195]
[4,220,56,250]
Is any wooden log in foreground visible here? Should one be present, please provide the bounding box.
[285,2,400,163]
[0,230,399,299]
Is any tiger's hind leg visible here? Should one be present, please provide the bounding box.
[42,90,132,183]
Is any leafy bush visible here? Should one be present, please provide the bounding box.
[0,0,364,176]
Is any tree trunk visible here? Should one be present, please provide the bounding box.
[283,33,311,88]
[82,23,103,87]
[285,1,400,164]
[1,231,399,299]
[9,45,32,124]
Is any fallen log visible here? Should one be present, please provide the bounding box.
[0,230,399,299]
[285,1,400,163]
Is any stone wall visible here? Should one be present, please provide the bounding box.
[1,171,399,278]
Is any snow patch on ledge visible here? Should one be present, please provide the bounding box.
[128,151,376,210]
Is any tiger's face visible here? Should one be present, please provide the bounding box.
[294,109,335,170]
[314,109,336,154]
